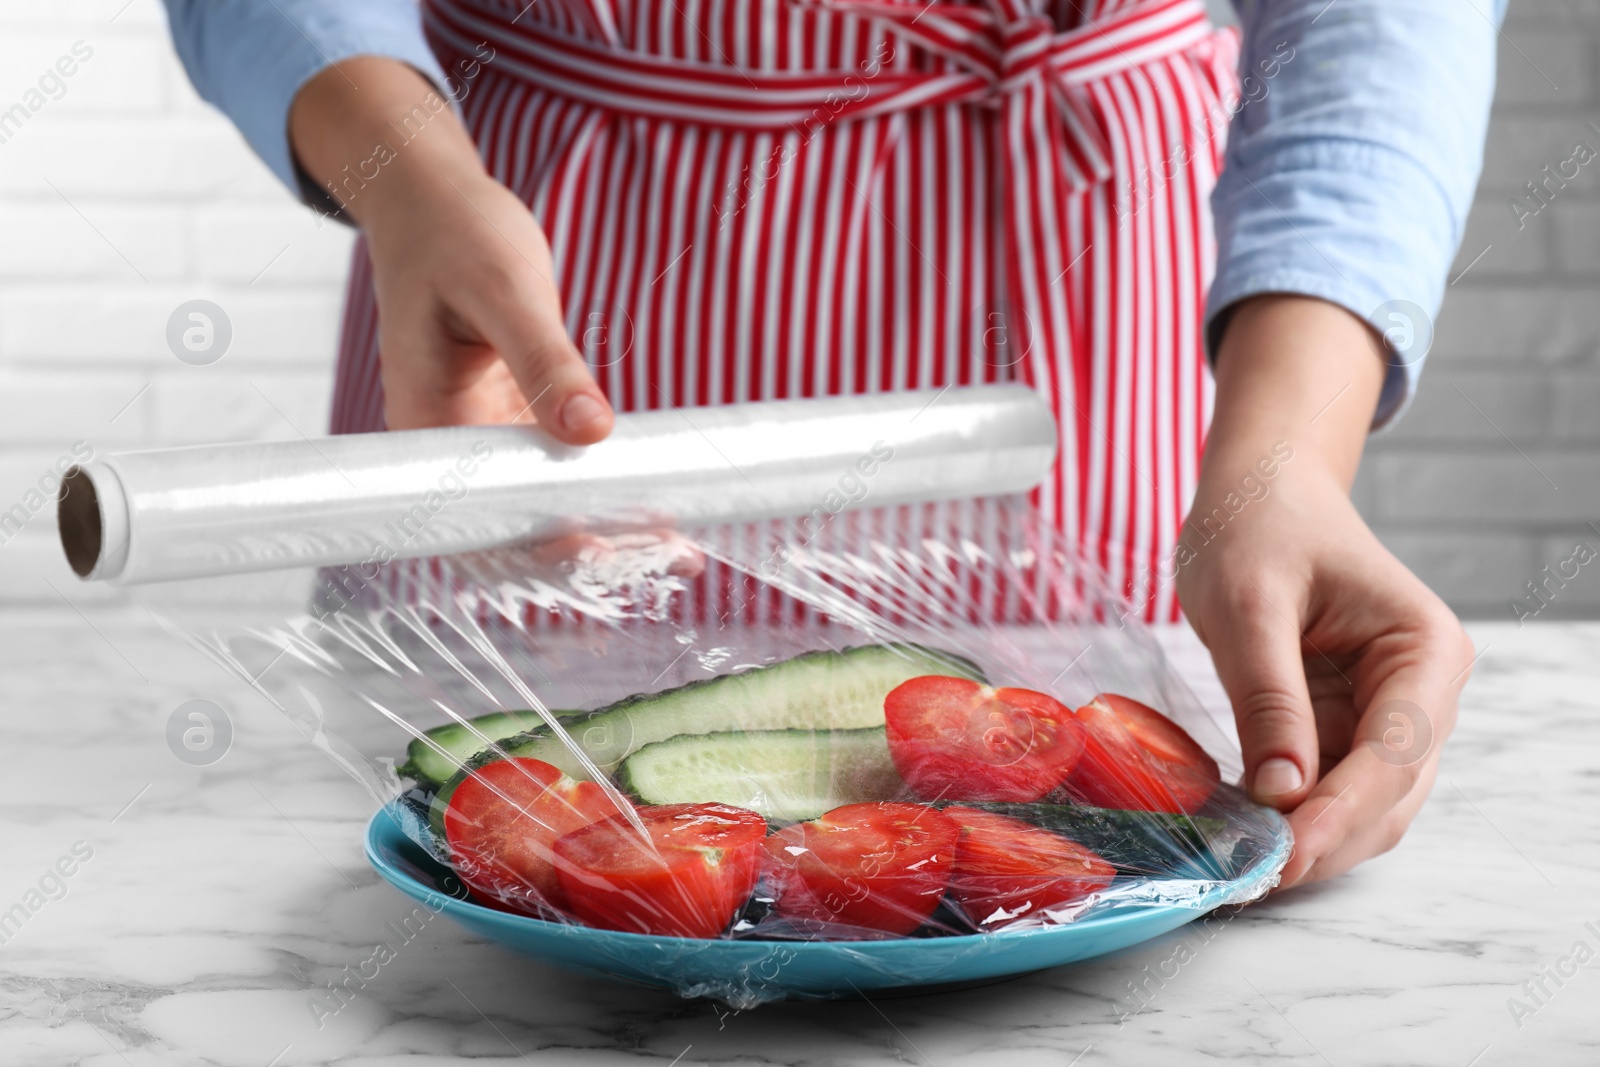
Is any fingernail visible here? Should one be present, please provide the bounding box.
[560,393,609,434]
[1253,757,1304,799]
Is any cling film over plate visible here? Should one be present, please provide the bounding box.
[165,495,1288,1005]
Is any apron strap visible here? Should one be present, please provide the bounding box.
[425,0,1212,194]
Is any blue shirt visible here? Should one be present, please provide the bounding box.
[162,0,1503,427]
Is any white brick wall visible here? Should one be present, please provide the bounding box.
[1362,0,1600,618]
[0,0,353,603]
[0,0,1592,621]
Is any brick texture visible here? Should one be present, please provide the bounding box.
[0,0,348,601]
[0,0,1594,621]
[1367,0,1600,618]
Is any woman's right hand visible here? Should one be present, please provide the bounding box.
[289,56,613,440]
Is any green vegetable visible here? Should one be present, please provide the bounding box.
[429,643,979,836]
[398,709,583,789]
[618,727,907,822]
[946,802,1239,878]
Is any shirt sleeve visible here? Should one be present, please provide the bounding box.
[1206,0,1505,428]
[162,0,449,201]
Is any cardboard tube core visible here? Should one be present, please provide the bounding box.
[58,467,101,577]
[58,465,129,581]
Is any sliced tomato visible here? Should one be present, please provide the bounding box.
[1063,693,1221,814]
[443,757,623,916]
[763,802,958,935]
[552,803,767,939]
[884,676,1087,802]
[943,806,1116,927]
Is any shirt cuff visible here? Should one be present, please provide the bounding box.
[1205,269,1415,431]
[1205,139,1456,431]
[176,1,450,205]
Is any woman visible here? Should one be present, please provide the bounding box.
[164,0,1498,888]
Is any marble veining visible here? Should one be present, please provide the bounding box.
[0,613,1597,1065]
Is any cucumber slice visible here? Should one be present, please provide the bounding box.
[481,642,976,780]
[618,727,908,822]
[945,802,1235,877]
[429,643,980,836]
[398,709,582,789]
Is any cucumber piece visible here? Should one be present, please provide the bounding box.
[398,709,582,789]
[478,642,976,780]
[618,727,908,822]
[944,802,1235,878]
[429,643,980,836]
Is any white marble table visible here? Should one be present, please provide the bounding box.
[2,611,1596,1066]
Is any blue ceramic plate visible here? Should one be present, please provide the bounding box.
[365,801,1291,1003]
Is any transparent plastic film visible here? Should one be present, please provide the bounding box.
[153,495,1288,1005]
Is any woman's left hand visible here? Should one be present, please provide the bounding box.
[1175,295,1477,890]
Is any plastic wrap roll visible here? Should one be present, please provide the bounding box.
[58,385,1056,585]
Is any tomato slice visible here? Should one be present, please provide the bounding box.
[763,802,958,935]
[944,806,1116,927]
[443,757,623,916]
[1063,693,1221,814]
[884,676,1087,802]
[552,803,767,939]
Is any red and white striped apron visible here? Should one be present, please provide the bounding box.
[331,0,1239,623]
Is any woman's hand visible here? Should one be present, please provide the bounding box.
[289,57,613,439]
[1176,295,1476,890]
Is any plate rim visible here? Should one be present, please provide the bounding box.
[364,800,1292,952]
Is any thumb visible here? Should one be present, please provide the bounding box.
[467,279,614,445]
[1199,584,1320,809]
